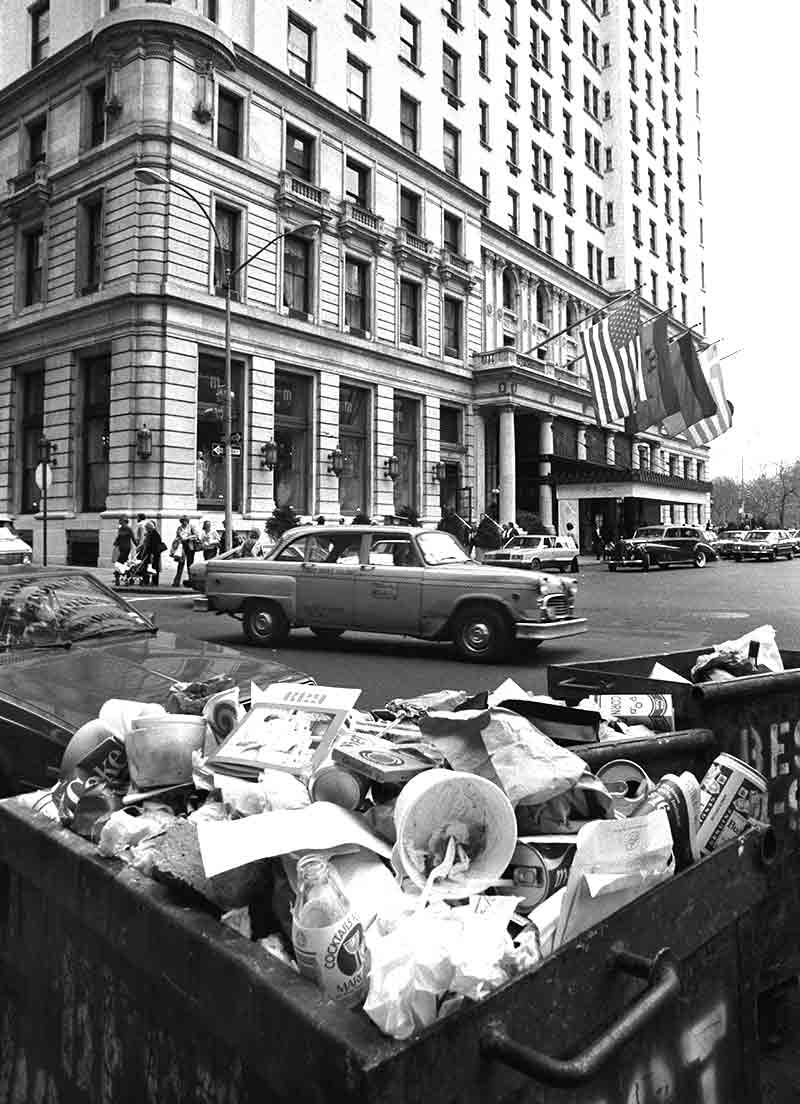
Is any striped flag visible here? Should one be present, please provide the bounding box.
[581,296,646,426]
[684,343,734,445]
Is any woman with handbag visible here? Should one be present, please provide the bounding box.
[111,515,136,587]
[200,518,220,560]
[171,515,200,586]
[139,519,164,586]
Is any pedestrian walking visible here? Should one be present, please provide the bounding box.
[111,515,136,587]
[592,521,604,560]
[170,515,201,587]
[239,527,262,557]
[139,519,164,586]
[200,518,220,560]
[564,522,578,551]
[133,512,148,548]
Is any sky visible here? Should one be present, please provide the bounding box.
[703,3,799,481]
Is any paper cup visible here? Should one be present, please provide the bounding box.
[696,753,768,856]
[126,717,207,789]
[392,769,517,899]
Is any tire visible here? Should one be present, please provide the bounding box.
[641,553,650,572]
[735,555,742,562]
[569,557,579,573]
[769,551,776,562]
[530,558,541,570]
[608,562,617,572]
[451,605,511,663]
[243,600,289,647]
[694,549,707,569]
[310,627,345,642]
[788,550,794,560]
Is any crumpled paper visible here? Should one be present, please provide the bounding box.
[363,895,521,1040]
[418,708,587,806]
[516,773,615,833]
[216,771,310,817]
[691,623,783,683]
[97,809,168,857]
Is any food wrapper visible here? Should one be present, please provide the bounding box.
[419,708,586,806]
[554,810,674,948]
[516,773,615,834]
[215,770,310,817]
[363,895,521,1039]
[97,810,168,857]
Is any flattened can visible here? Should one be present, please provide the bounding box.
[309,762,369,810]
[504,840,576,913]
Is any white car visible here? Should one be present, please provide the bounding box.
[483,534,580,573]
[0,518,32,565]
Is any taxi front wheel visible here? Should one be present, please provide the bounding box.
[243,600,289,647]
[452,605,511,663]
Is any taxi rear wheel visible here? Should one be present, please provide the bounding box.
[451,605,511,663]
[243,600,289,647]
[694,549,707,568]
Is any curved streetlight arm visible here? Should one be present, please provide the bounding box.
[228,220,320,281]
[134,167,224,256]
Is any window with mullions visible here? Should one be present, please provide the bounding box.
[20,369,44,514]
[443,211,462,254]
[82,354,110,513]
[443,123,460,176]
[443,296,463,358]
[23,226,43,307]
[213,205,240,297]
[400,9,419,66]
[283,234,312,315]
[286,127,314,182]
[31,2,49,66]
[345,160,370,209]
[399,279,421,345]
[196,354,244,512]
[338,384,369,514]
[400,188,421,234]
[217,89,243,158]
[400,92,419,151]
[442,45,460,97]
[89,84,106,148]
[288,14,313,85]
[347,0,368,26]
[347,55,369,118]
[27,117,46,166]
[80,193,104,294]
[274,371,311,512]
[393,395,419,513]
[345,257,370,333]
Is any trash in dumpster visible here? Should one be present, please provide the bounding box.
[588,692,676,732]
[19,667,775,1041]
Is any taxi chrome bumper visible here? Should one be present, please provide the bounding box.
[515,617,587,641]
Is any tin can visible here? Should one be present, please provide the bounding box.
[503,840,576,913]
[638,772,701,870]
[309,763,370,811]
[595,759,653,817]
[696,753,768,857]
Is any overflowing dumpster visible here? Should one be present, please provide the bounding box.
[0,798,771,1104]
[549,647,800,993]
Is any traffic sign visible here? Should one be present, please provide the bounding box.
[230,446,242,458]
[34,463,53,491]
[211,443,224,459]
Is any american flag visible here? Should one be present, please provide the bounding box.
[684,343,734,444]
[581,296,646,426]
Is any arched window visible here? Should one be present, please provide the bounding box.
[502,268,517,312]
[535,283,550,324]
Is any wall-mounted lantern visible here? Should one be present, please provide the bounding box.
[383,454,400,480]
[260,439,278,470]
[327,446,344,478]
[431,460,447,483]
[135,423,153,460]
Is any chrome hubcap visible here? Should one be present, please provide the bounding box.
[253,610,274,635]
[464,621,491,651]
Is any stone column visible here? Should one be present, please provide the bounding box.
[605,430,616,465]
[539,416,554,532]
[650,443,659,471]
[577,425,587,461]
[473,410,486,521]
[493,256,504,348]
[631,439,641,470]
[498,405,516,524]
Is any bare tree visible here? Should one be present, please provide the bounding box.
[711,476,741,526]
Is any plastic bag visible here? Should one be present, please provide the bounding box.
[691,624,783,683]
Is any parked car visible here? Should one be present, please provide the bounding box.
[713,530,746,559]
[483,534,580,574]
[787,529,800,553]
[0,518,33,565]
[608,525,718,572]
[732,530,795,562]
[0,567,308,794]
[204,525,587,662]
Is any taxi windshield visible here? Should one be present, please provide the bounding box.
[0,574,152,652]
[417,531,472,566]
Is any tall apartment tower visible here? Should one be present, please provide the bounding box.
[0,1,711,566]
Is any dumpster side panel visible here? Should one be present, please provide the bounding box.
[0,802,769,1104]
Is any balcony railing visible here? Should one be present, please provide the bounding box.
[2,160,50,219]
[277,171,331,220]
[472,347,589,388]
[338,201,385,246]
[393,226,435,270]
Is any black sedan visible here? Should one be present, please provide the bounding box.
[608,525,718,572]
[0,568,308,794]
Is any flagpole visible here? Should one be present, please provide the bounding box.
[564,303,670,371]
[720,348,742,362]
[521,287,637,356]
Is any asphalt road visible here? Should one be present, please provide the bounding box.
[128,557,800,710]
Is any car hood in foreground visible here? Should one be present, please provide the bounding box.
[0,630,308,737]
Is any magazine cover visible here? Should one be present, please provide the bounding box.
[207,684,361,780]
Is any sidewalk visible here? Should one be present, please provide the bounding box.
[83,566,191,596]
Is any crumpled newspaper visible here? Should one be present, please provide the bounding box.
[363,895,521,1040]
[691,623,783,683]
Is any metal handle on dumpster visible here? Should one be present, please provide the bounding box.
[481,944,680,1087]
[552,674,618,694]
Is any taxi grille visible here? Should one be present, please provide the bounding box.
[543,594,571,621]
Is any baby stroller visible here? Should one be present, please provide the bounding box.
[113,551,150,587]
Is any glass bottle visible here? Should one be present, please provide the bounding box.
[291,854,370,1007]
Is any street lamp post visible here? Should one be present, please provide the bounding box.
[134,167,318,551]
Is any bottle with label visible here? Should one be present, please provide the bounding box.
[291,854,370,1008]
